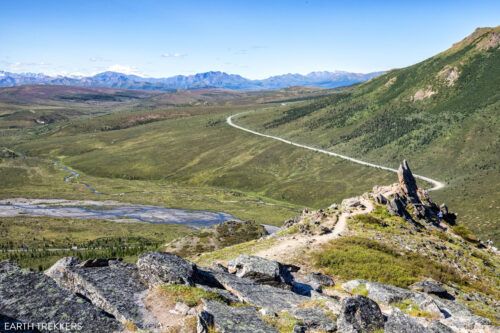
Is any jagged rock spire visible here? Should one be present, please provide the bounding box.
[397,160,419,203]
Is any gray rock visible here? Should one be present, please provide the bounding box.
[341,197,365,211]
[307,272,334,290]
[341,279,368,293]
[409,280,454,300]
[337,295,384,333]
[397,160,420,204]
[387,194,411,220]
[385,308,432,333]
[137,252,196,286]
[310,292,342,314]
[428,321,454,333]
[0,261,122,333]
[46,257,153,329]
[291,307,337,332]
[208,269,308,312]
[373,193,387,205]
[227,255,293,287]
[364,281,414,304]
[198,300,277,333]
[293,324,306,333]
[292,272,334,296]
[432,297,492,330]
[172,302,190,316]
[195,284,241,304]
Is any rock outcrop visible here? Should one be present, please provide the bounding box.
[137,252,196,286]
[198,300,278,333]
[0,261,122,333]
[45,257,155,330]
[227,255,294,287]
[1,249,497,333]
[383,160,457,225]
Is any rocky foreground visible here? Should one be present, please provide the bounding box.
[0,252,496,332]
[1,161,498,333]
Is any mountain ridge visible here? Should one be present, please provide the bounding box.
[0,69,384,91]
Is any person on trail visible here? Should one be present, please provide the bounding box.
[437,210,444,222]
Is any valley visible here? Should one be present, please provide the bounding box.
[0,3,498,329]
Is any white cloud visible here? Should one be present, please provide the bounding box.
[161,52,187,58]
[106,64,144,76]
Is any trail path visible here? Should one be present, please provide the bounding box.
[254,197,373,263]
[227,113,445,191]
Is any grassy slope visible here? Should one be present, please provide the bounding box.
[9,107,393,211]
[0,93,392,269]
[235,27,500,242]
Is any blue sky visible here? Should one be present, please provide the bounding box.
[1,0,498,79]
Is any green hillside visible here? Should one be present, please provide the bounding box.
[236,27,500,242]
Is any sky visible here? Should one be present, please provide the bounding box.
[0,0,499,79]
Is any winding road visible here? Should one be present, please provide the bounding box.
[227,112,445,191]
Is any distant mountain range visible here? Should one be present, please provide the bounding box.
[0,70,383,91]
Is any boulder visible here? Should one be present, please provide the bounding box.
[373,193,387,205]
[409,280,454,300]
[291,307,337,332]
[0,261,122,333]
[336,295,385,333]
[198,300,277,333]
[385,308,432,333]
[292,272,334,295]
[207,269,308,312]
[341,197,365,211]
[227,255,293,287]
[432,297,492,331]
[137,252,196,287]
[428,321,454,333]
[46,257,154,329]
[366,281,414,304]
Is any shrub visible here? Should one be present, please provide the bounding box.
[452,225,479,243]
[313,237,464,287]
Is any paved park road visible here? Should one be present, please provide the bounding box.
[227,112,445,191]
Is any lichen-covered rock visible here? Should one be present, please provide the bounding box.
[207,269,308,312]
[432,297,492,331]
[292,272,334,296]
[198,300,277,333]
[363,281,415,304]
[45,257,153,329]
[409,279,453,300]
[290,307,337,332]
[137,252,196,286]
[336,295,384,333]
[227,255,293,287]
[428,321,454,333]
[0,261,122,333]
[385,308,432,333]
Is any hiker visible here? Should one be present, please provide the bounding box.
[437,210,444,222]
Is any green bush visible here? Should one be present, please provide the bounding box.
[313,237,463,287]
[452,225,479,243]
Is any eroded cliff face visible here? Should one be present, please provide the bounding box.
[1,161,498,333]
